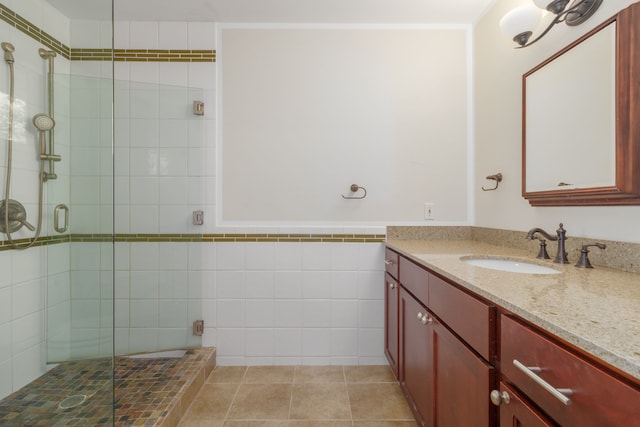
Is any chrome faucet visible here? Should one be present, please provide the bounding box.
[526,223,569,264]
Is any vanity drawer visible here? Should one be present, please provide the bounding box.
[399,256,429,306]
[429,273,495,361]
[500,314,640,427]
[384,248,399,279]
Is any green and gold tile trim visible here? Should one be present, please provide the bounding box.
[0,3,70,59]
[0,233,385,249]
[0,4,216,63]
[112,49,215,62]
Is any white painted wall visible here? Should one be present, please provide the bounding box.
[219,26,472,225]
[474,0,640,242]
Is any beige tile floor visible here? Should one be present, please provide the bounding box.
[178,365,418,427]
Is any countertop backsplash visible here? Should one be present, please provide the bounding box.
[387,226,640,274]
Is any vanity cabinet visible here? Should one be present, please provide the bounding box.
[390,250,496,427]
[386,244,640,427]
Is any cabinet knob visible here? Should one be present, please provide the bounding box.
[490,390,510,406]
[417,312,432,325]
[389,283,396,290]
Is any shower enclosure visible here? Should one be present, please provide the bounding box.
[0,0,206,425]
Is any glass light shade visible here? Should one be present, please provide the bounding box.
[500,5,543,39]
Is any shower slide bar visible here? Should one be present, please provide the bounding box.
[39,48,59,181]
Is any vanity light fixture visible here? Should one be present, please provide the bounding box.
[500,0,602,48]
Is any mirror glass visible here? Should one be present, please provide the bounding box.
[524,22,616,193]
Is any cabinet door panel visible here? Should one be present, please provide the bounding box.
[432,316,495,427]
[497,382,556,427]
[400,288,432,427]
[385,273,399,378]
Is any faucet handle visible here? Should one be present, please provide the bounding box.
[530,237,551,259]
[575,243,606,269]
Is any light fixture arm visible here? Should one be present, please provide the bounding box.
[515,0,602,48]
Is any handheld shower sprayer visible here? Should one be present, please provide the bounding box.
[1,42,14,64]
[32,114,56,163]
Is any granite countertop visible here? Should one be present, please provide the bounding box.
[386,239,640,381]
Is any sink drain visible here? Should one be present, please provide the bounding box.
[58,394,87,409]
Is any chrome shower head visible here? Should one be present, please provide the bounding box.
[38,48,56,59]
[32,114,55,131]
[1,42,15,64]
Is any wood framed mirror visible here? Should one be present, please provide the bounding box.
[522,3,640,206]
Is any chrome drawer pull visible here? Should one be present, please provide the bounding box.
[513,359,572,406]
[384,259,395,265]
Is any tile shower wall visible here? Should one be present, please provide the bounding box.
[0,0,71,399]
[107,20,216,354]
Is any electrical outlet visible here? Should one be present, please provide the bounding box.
[424,203,435,220]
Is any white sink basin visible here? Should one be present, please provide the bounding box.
[461,257,560,275]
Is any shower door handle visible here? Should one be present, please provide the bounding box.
[54,204,69,233]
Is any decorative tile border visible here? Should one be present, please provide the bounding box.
[0,233,385,249]
[0,3,71,59]
[112,49,216,62]
[0,4,216,62]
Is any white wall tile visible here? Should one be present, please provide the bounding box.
[159,272,189,299]
[187,22,216,50]
[129,300,158,328]
[129,328,159,352]
[302,244,332,271]
[302,300,331,328]
[0,359,13,399]
[302,272,331,299]
[245,243,275,270]
[331,244,359,271]
[245,272,274,299]
[158,300,188,327]
[216,242,245,270]
[358,300,384,328]
[216,300,244,328]
[158,243,188,271]
[130,243,159,270]
[245,329,274,357]
[358,328,384,357]
[331,328,358,356]
[129,21,158,49]
[216,328,244,357]
[159,22,188,50]
[331,271,359,299]
[274,243,302,271]
[130,271,159,299]
[274,328,301,357]
[274,300,302,328]
[331,300,359,328]
[302,329,331,357]
[216,271,244,299]
[274,272,302,299]
[245,300,274,328]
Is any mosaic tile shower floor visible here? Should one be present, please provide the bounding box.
[0,347,216,427]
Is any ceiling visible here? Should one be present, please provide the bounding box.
[47,0,497,24]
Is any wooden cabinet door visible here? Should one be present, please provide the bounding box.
[431,316,495,427]
[399,288,433,427]
[495,382,556,427]
[385,273,399,378]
